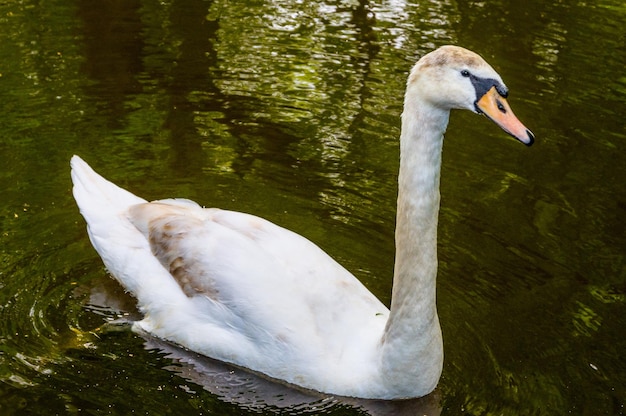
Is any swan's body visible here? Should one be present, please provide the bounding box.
[71,46,533,400]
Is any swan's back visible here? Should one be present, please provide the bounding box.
[71,155,389,395]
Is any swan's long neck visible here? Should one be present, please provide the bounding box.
[379,88,448,398]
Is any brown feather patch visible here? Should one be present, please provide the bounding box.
[129,202,220,300]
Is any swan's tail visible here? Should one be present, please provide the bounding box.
[71,156,186,306]
[71,155,146,219]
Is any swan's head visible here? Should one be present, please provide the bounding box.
[408,45,534,146]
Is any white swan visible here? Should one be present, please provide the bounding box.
[71,45,534,400]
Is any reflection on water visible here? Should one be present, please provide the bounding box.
[0,0,625,414]
[143,337,441,415]
[83,278,442,414]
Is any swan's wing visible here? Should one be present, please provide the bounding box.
[128,201,389,335]
[128,201,390,380]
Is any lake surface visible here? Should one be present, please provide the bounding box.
[1,0,625,414]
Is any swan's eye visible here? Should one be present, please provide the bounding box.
[460,69,471,77]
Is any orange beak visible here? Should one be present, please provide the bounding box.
[476,86,534,146]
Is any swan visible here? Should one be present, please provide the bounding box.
[71,45,534,400]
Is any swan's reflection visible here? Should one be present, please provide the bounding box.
[144,336,441,415]
[87,276,441,415]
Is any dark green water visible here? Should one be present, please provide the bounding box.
[0,0,625,414]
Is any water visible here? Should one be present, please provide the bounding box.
[0,0,624,414]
